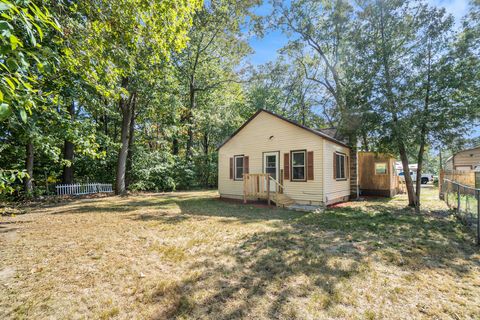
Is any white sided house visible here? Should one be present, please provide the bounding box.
[218,109,352,206]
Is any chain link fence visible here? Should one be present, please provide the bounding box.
[441,179,479,245]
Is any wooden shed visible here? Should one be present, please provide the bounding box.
[358,152,398,197]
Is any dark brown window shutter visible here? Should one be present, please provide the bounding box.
[346,156,350,179]
[243,156,249,174]
[284,153,290,180]
[333,153,337,180]
[229,157,233,179]
[307,151,314,180]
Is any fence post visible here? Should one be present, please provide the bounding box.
[477,190,480,246]
[457,184,461,213]
[446,181,449,207]
[267,174,270,206]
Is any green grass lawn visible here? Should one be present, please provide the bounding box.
[1,188,479,319]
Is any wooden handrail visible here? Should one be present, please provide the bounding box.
[268,176,284,194]
[243,173,289,206]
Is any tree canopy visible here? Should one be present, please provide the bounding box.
[0,0,478,209]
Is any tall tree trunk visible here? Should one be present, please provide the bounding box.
[398,144,417,206]
[115,78,133,195]
[62,141,75,184]
[185,83,195,160]
[414,42,432,210]
[24,141,34,194]
[415,139,426,209]
[361,130,369,152]
[439,149,442,171]
[186,125,193,160]
[172,137,179,155]
[378,1,417,207]
[62,101,75,184]
[126,96,136,189]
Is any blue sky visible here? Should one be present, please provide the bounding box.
[248,0,471,65]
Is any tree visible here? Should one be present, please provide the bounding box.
[71,0,202,194]
[271,0,354,131]
[245,59,328,128]
[0,1,60,121]
[352,0,479,209]
[172,0,257,160]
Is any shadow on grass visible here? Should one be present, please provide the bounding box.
[35,191,479,318]
[149,224,369,319]
[49,195,300,224]
[147,198,479,319]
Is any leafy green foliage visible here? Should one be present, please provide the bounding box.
[0,169,28,194]
[0,0,60,122]
[0,0,478,200]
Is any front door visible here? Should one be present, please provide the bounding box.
[263,152,279,192]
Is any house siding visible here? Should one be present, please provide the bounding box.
[449,147,480,171]
[218,111,325,205]
[322,140,351,205]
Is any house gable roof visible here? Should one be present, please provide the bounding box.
[446,145,480,163]
[217,109,350,150]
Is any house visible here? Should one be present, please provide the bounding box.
[217,109,354,206]
[358,152,399,197]
[445,146,480,172]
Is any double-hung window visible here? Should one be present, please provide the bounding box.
[335,152,346,180]
[291,150,306,181]
[234,155,244,180]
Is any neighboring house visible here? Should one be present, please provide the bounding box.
[445,146,480,172]
[217,109,352,206]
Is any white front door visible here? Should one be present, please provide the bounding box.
[263,152,279,192]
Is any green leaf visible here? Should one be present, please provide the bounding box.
[9,34,21,49]
[0,90,3,102]
[0,103,11,121]
[6,57,18,71]
[19,109,27,122]
[0,21,12,37]
[4,77,15,91]
[31,21,43,41]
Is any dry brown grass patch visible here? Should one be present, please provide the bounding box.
[1,189,479,319]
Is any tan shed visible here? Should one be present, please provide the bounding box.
[358,152,398,197]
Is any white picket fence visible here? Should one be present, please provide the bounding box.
[56,183,113,196]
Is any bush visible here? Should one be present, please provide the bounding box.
[129,149,177,192]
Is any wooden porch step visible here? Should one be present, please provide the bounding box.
[272,193,295,208]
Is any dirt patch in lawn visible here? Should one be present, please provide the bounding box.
[1,189,479,319]
[218,197,275,209]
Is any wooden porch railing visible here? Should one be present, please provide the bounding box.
[243,173,284,205]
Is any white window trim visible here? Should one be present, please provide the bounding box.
[291,150,306,181]
[234,155,244,181]
[335,152,347,180]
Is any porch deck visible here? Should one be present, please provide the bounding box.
[243,173,294,207]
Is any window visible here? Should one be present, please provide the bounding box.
[375,163,387,175]
[291,150,306,181]
[234,155,244,180]
[335,153,346,180]
[265,155,277,179]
